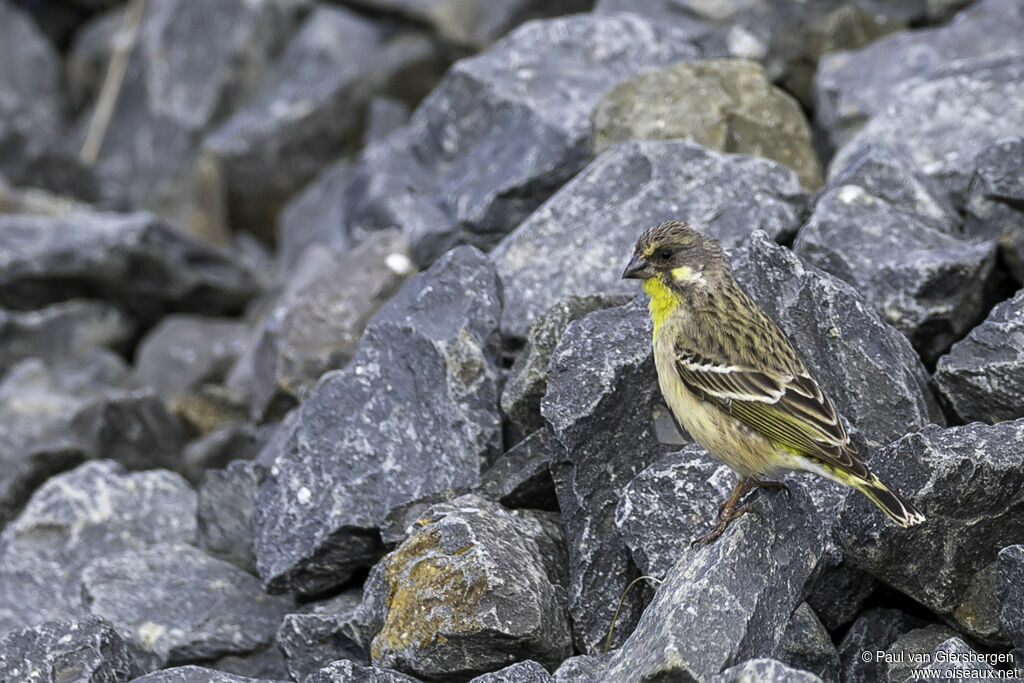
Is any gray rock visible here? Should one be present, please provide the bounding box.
[602,485,826,681]
[276,591,369,681]
[829,54,1024,208]
[803,550,877,633]
[882,625,960,683]
[615,445,733,578]
[774,604,839,682]
[181,422,268,485]
[0,300,133,376]
[342,0,593,48]
[72,0,299,234]
[276,159,353,273]
[476,429,558,512]
[246,232,414,419]
[362,495,571,680]
[130,666,282,683]
[834,420,1024,638]
[133,314,249,401]
[82,543,290,665]
[814,0,1024,150]
[203,6,442,240]
[592,59,822,189]
[540,298,678,652]
[169,383,252,436]
[0,211,260,316]
[0,1,69,190]
[710,658,824,683]
[552,654,611,683]
[493,139,807,338]
[795,185,996,362]
[732,231,944,450]
[468,661,553,682]
[198,460,261,573]
[952,560,1005,647]
[255,247,502,595]
[964,137,1024,283]
[0,616,146,683]
[836,608,927,683]
[0,555,87,635]
[1,460,197,574]
[211,645,290,682]
[364,98,410,147]
[337,13,704,265]
[998,545,1024,649]
[936,289,1024,424]
[303,659,419,683]
[906,638,998,683]
[501,294,629,437]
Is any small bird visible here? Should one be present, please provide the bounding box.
[622,220,925,546]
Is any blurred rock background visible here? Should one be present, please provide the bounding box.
[0,0,1023,681]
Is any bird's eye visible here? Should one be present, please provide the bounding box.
[655,248,672,260]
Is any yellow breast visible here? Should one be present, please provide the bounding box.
[643,278,678,338]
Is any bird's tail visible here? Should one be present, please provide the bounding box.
[851,474,926,528]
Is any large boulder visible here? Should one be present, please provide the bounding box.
[835,608,926,683]
[935,289,1024,424]
[255,247,502,595]
[963,136,1024,283]
[814,0,1024,150]
[835,420,1024,641]
[602,485,826,681]
[998,545,1024,650]
[592,59,822,189]
[330,13,705,265]
[795,185,996,363]
[361,495,571,680]
[203,6,443,240]
[275,590,368,681]
[493,140,807,338]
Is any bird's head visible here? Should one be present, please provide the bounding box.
[622,220,728,288]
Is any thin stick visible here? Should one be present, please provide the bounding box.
[604,575,663,653]
[79,0,147,165]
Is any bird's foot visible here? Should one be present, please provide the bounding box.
[691,503,755,548]
[752,478,791,499]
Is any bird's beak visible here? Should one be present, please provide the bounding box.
[622,253,654,280]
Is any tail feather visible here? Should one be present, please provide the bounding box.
[853,475,926,528]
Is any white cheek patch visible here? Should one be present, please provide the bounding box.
[671,265,704,284]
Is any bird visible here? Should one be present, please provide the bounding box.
[622,220,925,546]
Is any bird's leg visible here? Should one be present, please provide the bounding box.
[750,478,791,499]
[696,477,757,548]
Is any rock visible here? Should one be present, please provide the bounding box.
[276,160,354,273]
[881,625,960,683]
[342,0,593,49]
[964,137,1024,283]
[552,654,611,683]
[0,1,68,190]
[836,608,927,683]
[615,445,733,578]
[197,460,261,573]
[82,543,290,665]
[255,247,502,595]
[795,185,996,362]
[0,556,87,635]
[803,551,877,633]
[203,6,443,240]
[170,383,251,436]
[493,140,807,338]
[501,294,629,437]
[133,314,249,401]
[0,300,133,376]
[910,638,999,682]
[774,604,839,682]
[540,298,678,652]
[476,429,559,512]
[364,98,410,147]
[732,231,943,450]
[829,54,1024,208]
[211,645,290,682]
[303,659,419,683]
[935,289,1024,424]
[364,495,571,680]
[246,231,415,418]
[336,13,704,265]
[130,666,282,683]
[710,659,824,683]
[467,661,553,682]
[181,422,268,485]
[0,174,94,217]
[998,545,1024,649]
[276,591,369,681]
[1,460,197,574]
[0,211,260,317]
[952,560,1005,647]
[814,0,1024,150]
[834,420,1024,639]
[592,59,822,189]
[0,616,146,683]
[602,485,826,681]
[73,0,300,235]
[65,5,125,113]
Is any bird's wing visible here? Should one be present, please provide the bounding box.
[673,346,869,479]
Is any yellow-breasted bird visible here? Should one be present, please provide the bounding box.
[622,220,925,546]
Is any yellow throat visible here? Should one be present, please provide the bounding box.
[642,277,678,338]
